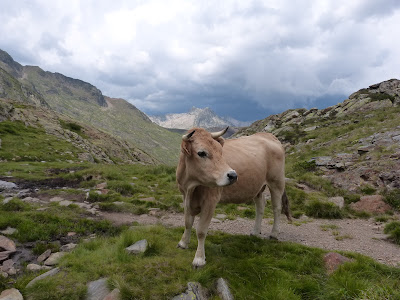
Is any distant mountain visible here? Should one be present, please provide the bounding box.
[0,49,181,165]
[149,107,250,130]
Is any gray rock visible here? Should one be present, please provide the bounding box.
[37,249,52,263]
[27,263,47,272]
[87,278,110,300]
[126,239,148,254]
[172,282,208,300]
[0,235,16,252]
[60,243,78,252]
[2,197,13,204]
[0,288,23,300]
[215,214,227,220]
[328,197,345,209]
[59,200,73,206]
[44,252,66,266]
[50,196,64,202]
[216,278,234,300]
[0,180,17,191]
[103,289,120,300]
[0,227,17,235]
[26,267,60,287]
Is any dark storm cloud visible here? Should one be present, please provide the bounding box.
[1,1,400,121]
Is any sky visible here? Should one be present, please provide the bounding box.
[1,0,400,122]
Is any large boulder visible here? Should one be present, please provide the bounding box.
[324,252,352,274]
[350,195,391,214]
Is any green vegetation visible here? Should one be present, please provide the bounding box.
[305,200,343,219]
[384,221,400,245]
[17,225,400,299]
[0,121,80,162]
[384,189,400,210]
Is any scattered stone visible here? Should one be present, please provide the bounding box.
[350,195,392,214]
[0,180,17,191]
[2,259,14,273]
[67,232,77,237]
[59,200,73,206]
[0,251,15,262]
[328,197,345,209]
[87,278,110,300]
[139,197,155,202]
[60,243,77,252]
[27,263,47,272]
[172,282,208,300]
[0,288,23,300]
[96,182,107,189]
[216,278,234,300]
[26,267,60,287]
[215,214,227,220]
[324,252,352,274]
[103,289,120,300]
[22,196,40,203]
[126,239,148,254]
[37,249,52,263]
[237,206,247,211]
[0,227,17,235]
[0,235,16,252]
[44,252,66,266]
[50,196,64,202]
[212,218,221,223]
[2,197,13,204]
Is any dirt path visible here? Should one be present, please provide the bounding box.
[100,211,400,267]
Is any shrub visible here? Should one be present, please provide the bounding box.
[1,198,30,211]
[384,189,400,210]
[344,194,361,205]
[305,200,343,219]
[360,185,376,195]
[384,221,400,244]
[293,160,317,173]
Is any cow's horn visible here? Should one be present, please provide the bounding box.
[182,130,196,141]
[211,127,229,139]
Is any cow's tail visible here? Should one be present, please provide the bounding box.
[281,190,292,222]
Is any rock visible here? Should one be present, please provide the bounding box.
[44,252,66,266]
[139,197,155,202]
[87,278,110,300]
[27,263,46,271]
[0,180,17,191]
[172,282,208,300]
[0,288,23,300]
[37,249,52,263]
[60,243,77,252]
[67,232,77,237]
[0,227,17,235]
[350,195,391,214]
[215,214,227,220]
[324,252,352,274]
[59,200,73,206]
[96,182,107,189]
[0,251,15,262]
[328,197,345,209]
[126,239,148,254]
[2,197,13,204]
[212,218,221,223]
[357,145,374,154]
[0,235,16,252]
[103,289,120,300]
[26,267,60,287]
[50,196,64,202]
[22,196,40,203]
[2,259,14,273]
[216,278,234,300]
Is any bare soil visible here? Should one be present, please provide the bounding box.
[100,211,400,267]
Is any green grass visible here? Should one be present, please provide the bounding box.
[17,225,400,300]
[0,121,80,162]
[305,200,343,219]
[384,221,400,245]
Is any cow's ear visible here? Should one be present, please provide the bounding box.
[181,141,192,156]
[215,137,225,147]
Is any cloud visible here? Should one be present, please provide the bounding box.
[1,0,400,121]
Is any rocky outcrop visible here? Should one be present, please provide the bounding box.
[324,252,353,274]
[350,195,392,214]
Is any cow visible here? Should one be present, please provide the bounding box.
[176,127,291,268]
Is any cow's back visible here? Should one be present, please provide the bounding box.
[220,132,285,203]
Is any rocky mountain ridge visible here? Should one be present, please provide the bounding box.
[236,79,400,192]
[149,106,250,130]
[0,49,181,165]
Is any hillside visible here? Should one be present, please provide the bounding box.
[0,49,181,165]
[236,79,400,195]
[149,106,250,130]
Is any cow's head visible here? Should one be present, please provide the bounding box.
[180,127,237,187]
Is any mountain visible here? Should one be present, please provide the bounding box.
[149,107,250,130]
[0,49,181,165]
[235,79,400,193]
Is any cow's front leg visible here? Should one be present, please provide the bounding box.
[178,197,196,249]
[269,185,283,240]
[192,200,216,268]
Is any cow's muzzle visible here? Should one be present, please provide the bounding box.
[227,170,238,184]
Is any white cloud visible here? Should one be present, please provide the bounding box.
[0,0,400,120]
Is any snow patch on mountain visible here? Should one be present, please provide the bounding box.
[149,107,250,129]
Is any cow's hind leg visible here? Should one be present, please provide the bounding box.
[268,181,285,240]
[251,185,266,237]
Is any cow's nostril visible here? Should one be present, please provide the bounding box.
[227,171,238,182]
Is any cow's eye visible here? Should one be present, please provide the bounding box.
[197,151,207,158]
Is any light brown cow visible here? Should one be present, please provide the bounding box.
[176,127,291,267]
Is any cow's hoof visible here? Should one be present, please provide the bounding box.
[177,241,188,249]
[269,235,278,240]
[250,231,262,238]
[192,257,206,269]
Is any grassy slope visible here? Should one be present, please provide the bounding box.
[18,67,181,165]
